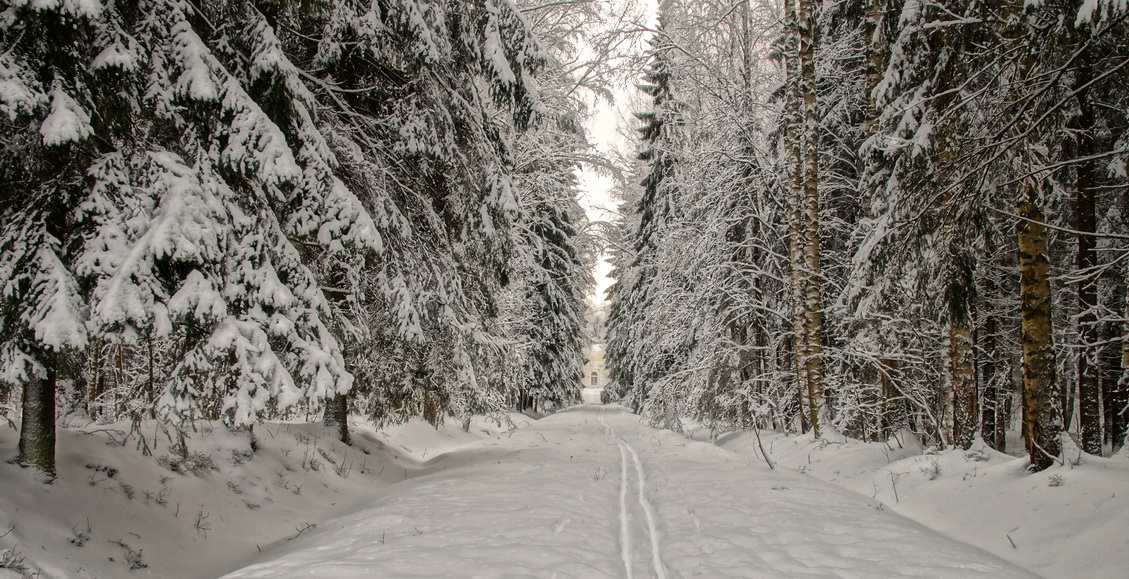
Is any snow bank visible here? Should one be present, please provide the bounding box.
[0,414,527,578]
[719,429,1129,579]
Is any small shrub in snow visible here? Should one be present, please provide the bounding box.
[126,548,147,570]
[158,451,218,474]
[227,481,243,495]
[920,458,942,480]
[293,522,316,538]
[141,488,171,505]
[0,548,32,577]
[317,447,338,466]
[231,448,254,466]
[964,448,989,462]
[195,511,212,538]
[1048,474,1064,487]
[119,482,136,500]
[69,520,92,546]
[110,540,147,570]
[243,499,261,510]
[85,463,118,478]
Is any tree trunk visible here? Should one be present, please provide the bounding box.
[1101,318,1124,453]
[18,359,57,479]
[1116,281,1129,450]
[980,315,1004,450]
[950,323,978,448]
[1003,0,1061,471]
[798,0,824,436]
[784,0,811,436]
[863,0,899,441]
[1017,199,1061,470]
[1072,42,1101,455]
[323,390,352,445]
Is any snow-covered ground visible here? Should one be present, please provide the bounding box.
[717,428,1129,579]
[224,406,1030,578]
[4,404,1117,578]
[0,413,530,579]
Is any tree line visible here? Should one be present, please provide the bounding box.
[0,0,613,479]
[606,0,1128,470]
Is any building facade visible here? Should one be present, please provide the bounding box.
[582,344,605,390]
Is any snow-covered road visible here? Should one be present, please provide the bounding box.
[223,406,1034,578]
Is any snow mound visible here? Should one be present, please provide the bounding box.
[719,429,1129,579]
[0,414,528,578]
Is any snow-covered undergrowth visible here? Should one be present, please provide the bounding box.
[0,414,530,579]
[717,429,1129,579]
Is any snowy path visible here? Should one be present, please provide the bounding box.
[602,410,666,579]
[223,406,1035,578]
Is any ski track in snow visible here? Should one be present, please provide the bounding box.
[624,440,666,579]
[603,409,667,579]
[221,406,1037,578]
[617,438,634,579]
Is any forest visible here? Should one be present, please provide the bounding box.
[607,0,1129,472]
[2,0,1127,486]
[0,0,614,479]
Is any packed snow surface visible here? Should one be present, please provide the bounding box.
[225,406,1032,578]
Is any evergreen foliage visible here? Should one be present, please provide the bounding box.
[0,0,594,474]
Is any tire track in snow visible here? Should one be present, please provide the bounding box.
[600,409,666,579]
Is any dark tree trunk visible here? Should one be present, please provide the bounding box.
[1101,319,1125,453]
[980,315,1004,450]
[1115,283,1129,451]
[18,359,57,479]
[323,390,351,445]
[1073,54,1102,455]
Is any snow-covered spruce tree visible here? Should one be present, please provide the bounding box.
[606,23,684,422]
[867,0,997,449]
[497,0,628,414]
[504,103,590,414]
[1059,0,1129,456]
[0,0,104,477]
[0,0,387,474]
[265,0,549,436]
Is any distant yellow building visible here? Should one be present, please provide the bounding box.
[582,344,605,390]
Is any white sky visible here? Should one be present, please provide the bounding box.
[573,0,658,307]
[575,41,647,305]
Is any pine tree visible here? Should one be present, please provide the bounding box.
[607,23,682,419]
